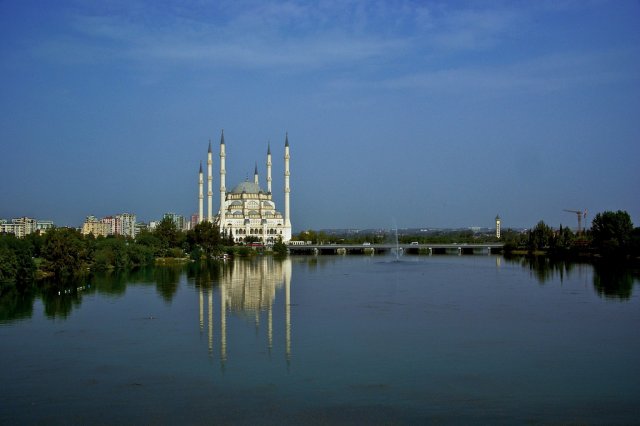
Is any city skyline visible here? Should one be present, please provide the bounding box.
[1,1,639,230]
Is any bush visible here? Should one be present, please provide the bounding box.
[168,247,184,258]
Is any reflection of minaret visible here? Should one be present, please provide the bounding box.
[220,278,227,365]
[208,288,213,355]
[268,304,273,353]
[197,258,292,365]
[199,286,204,332]
[284,258,292,364]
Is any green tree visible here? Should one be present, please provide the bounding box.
[552,225,575,250]
[153,217,182,256]
[190,221,222,258]
[528,221,553,251]
[591,210,633,255]
[135,230,161,257]
[0,245,17,283]
[13,243,35,283]
[41,228,88,278]
[93,237,130,270]
[272,237,288,256]
[630,227,640,257]
[127,243,155,266]
[295,230,317,243]
[0,235,35,284]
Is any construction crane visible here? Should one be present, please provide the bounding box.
[563,209,587,234]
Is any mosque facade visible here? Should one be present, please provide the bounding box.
[198,130,292,244]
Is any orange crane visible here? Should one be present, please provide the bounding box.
[563,209,587,234]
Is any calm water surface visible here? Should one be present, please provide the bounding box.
[1,255,639,424]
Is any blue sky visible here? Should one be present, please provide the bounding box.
[1,0,639,231]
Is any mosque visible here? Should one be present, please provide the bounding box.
[198,130,292,244]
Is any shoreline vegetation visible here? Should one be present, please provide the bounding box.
[291,210,639,261]
[1,210,639,289]
[1,218,289,287]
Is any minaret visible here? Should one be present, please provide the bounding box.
[254,162,259,185]
[284,133,291,240]
[198,162,204,223]
[219,130,226,230]
[207,140,213,222]
[495,214,501,239]
[266,143,272,194]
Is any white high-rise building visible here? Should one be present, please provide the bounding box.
[197,131,292,243]
[0,217,41,238]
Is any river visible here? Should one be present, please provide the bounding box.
[1,255,639,424]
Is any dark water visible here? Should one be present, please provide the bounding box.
[1,255,639,425]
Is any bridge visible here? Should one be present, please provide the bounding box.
[286,243,504,255]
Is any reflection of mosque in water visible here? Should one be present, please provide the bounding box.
[197,258,292,365]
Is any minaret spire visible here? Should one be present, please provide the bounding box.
[198,161,204,224]
[254,162,259,185]
[219,130,226,230]
[266,142,272,194]
[207,139,213,222]
[284,133,291,242]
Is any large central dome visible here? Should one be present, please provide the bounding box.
[230,181,263,194]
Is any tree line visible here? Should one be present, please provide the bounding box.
[0,217,286,286]
[292,210,640,258]
[503,210,639,257]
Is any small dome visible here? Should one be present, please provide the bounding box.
[231,181,262,194]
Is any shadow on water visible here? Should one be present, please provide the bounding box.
[2,256,637,322]
[187,260,223,290]
[0,286,36,323]
[593,260,638,300]
[0,262,230,322]
[153,266,182,303]
[505,255,640,300]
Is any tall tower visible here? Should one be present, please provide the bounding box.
[207,140,213,222]
[198,162,204,223]
[219,130,226,230]
[495,214,501,239]
[284,133,291,240]
[266,143,272,194]
[254,162,259,185]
